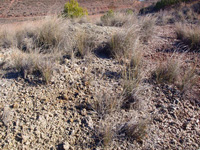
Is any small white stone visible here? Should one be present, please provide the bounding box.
[63,141,70,150]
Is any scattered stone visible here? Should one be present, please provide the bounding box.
[63,141,70,150]
[2,105,14,126]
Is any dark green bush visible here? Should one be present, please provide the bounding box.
[192,2,200,14]
[154,0,191,11]
[63,0,88,18]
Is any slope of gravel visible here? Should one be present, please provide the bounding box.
[0,22,200,150]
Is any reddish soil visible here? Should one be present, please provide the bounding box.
[0,0,144,18]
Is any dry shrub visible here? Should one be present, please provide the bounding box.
[94,119,114,149]
[119,119,149,142]
[0,17,75,55]
[122,52,142,97]
[36,17,72,51]
[102,125,113,148]
[139,15,155,43]
[175,23,200,52]
[152,56,198,94]
[99,11,136,27]
[71,16,91,24]
[178,62,198,93]
[109,25,140,61]
[75,31,96,58]
[0,26,16,48]
[152,58,181,84]
[155,5,199,25]
[39,60,54,84]
[192,1,200,14]
[10,49,55,84]
[92,89,120,118]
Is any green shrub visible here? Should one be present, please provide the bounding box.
[63,0,88,18]
[154,0,191,11]
[126,9,134,15]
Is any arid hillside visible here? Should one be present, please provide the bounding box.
[0,1,199,150]
[0,0,142,18]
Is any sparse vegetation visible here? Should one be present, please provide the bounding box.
[121,57,143,110]
[156,7,199,25]
[99,10,135,27]
[108,25,140,61]
[175,23,200,51]
[0,17,74,55]
[152,55,198,95]
[139,15,155,43]
[75,31,96,58]
[92,89,119,118]
[10,49,55,84]
[178,62,198,93]
[0,27,16,48]
[119,119,149,142]
[152,58,180,84]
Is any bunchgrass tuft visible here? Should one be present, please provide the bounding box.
[175,23,200,52]
[152,58,180,84]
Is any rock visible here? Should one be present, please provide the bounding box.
[2,105,14,126]
[81,108,87,116]
[85,116,93,129]
[63,141,70,150]
[12,103,19,108]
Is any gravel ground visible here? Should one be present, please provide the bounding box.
[0,23,199,150]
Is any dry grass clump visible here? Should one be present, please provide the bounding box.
[71,16,91,24]
[108,25,140,62]
[154,4,199,26]
[0,17,75,55]
[123,15,155,43]
[0,26,16,48]
[152,58,181,84]
[94,113,151,149]
[121,51,147,110]
[0,16,77,83]
[119,119,149,142]
[10,49,55,84]
[75,31,96,58]
[98,10,136,27]
[175,23,200,52]
[92,89,120,118]
[178,63,198,93]
[36,17,73,52]
[122,52,143,96]
[139,15,156,43]
[94,119,114,149]
[152,56,198,93]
